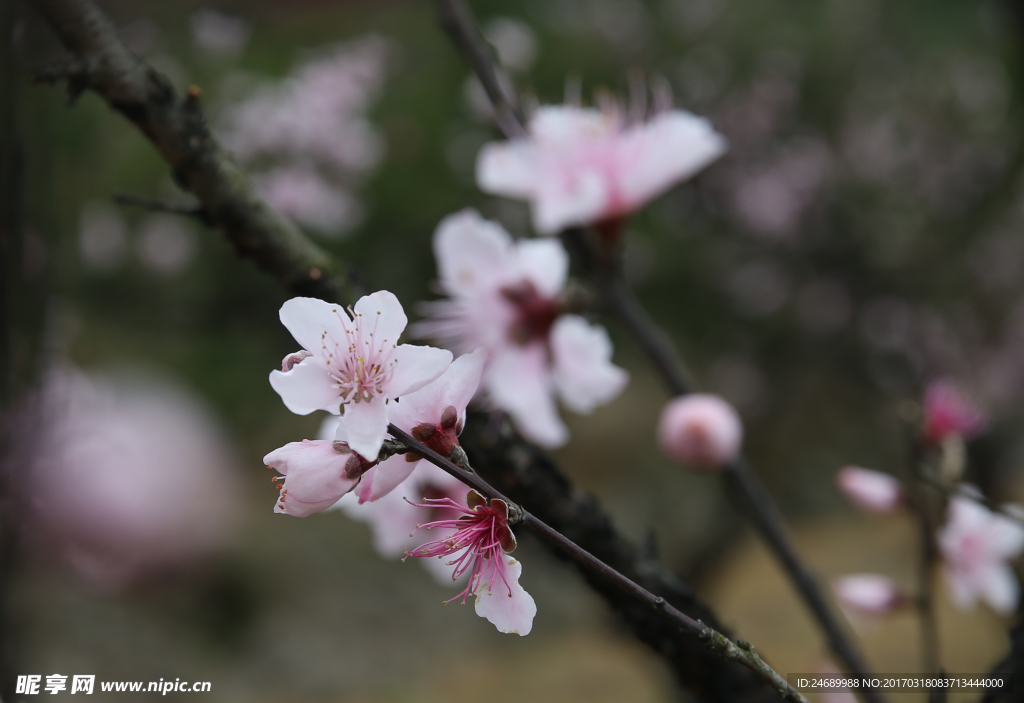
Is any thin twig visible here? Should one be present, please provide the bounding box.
[562,226,884,701]
[29,0,352,302]
[906,437,942,677]
[388,423,811,703]
[433,0,526,139]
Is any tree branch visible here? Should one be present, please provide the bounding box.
[29,0,353,302]
[391,420,808,703]
[432,0,526,139]
[29,1,797,700]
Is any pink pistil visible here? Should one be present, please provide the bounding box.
[404,491,518,604]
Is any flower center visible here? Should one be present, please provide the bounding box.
[500,281,560,345]
[323,309,397,403]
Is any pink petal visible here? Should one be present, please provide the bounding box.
[833,573,903,615]
[264,439,357,518]
[342,396,390,460]
[550,315,628,413]
[836,466,903,514]
[487,344,567,448]
[387,347,486,433]
[269,357,340,415]
[616,111,726,211]
[473,556,537,635]
[384,344,452,398]
[360,455,419,502]
[279,297,349,354]
[433,209,515,295]
[441,348,487,420]
[352,290,408,350]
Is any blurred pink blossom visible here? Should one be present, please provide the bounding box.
[220,37,386,174]
[406,491,536,635]
[416,209,628,447]
[190,9,250,60]
[833,574,906,615]
[254,166,362,237]
[939,497,1024,614]
[218,36,387,238]
[836,466,903,514]
[269,291,452,460]
[657,394,742,469]
[477,104,725,233]
[23,369,239,590]
[923,379,988,444]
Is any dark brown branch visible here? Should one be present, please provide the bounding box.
[29,0,353,302]
[905,437,942,677]
[433,0,526,139]
[391,420,808,703]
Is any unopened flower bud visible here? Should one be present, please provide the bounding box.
[411,423,437,442]
[833,574,906,615]
[923,379,987,445]
[281,349,312,372]
[836,466,903,514]
[440,405,458,430]
[657,394,742,469]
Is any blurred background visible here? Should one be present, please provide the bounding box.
[2,0,1024,700]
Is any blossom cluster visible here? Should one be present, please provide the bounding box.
[833,381,1024,617]
[219,36,388,237]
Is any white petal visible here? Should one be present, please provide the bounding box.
[533,168,608,234]
[943,563,977,610]
[615,110,726,210]
[476,142,536,199]
[550,315,629,414]
[433,209,515,295]
[362,455,419,502]
[980,564,1020,615]
[442,348,488,418]
[474,556,537,636]
[487,344,567,448]
[279,297,349,354]
[387,347,486,432]
[515,239,569,299]
[342,396,390,460]
[384,344,453,398]
[352,290,408,349]
[269,357,341,415]
[988,515,1024,558]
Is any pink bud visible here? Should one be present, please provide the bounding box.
[657,394,742,469]
[833,574,906,615]
[923,379,987,444]
[836,466,903,514]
